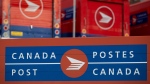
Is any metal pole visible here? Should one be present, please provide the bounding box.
[73,0,76,38]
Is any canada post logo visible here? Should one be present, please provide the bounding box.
[19,0,43,19]
[61,49,88,78]
[95,6,115,30]
[5,45,147,81]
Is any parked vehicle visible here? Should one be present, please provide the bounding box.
[61,0,130,37]
[130,0,150,36]
[1,0,61,38]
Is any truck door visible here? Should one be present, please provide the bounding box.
[86,0,124,36]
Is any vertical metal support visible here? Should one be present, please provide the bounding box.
[52,0,54,38]
[0,0,2,38]
[73,0,76,38]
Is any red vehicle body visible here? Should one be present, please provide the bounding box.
[130,0,150,36]
[61,0,130,37]
[1,0,61,38]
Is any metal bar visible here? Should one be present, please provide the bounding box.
[73,0,76,38]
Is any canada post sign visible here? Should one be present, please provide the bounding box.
[5,45,147,81]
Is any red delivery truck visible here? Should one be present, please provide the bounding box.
[130,0,150,36]
[1,0,61,38]
[61,0,130,37]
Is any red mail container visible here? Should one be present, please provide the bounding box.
[130,0,150,36]
[61,0,130,37]
[1,0,61,38]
